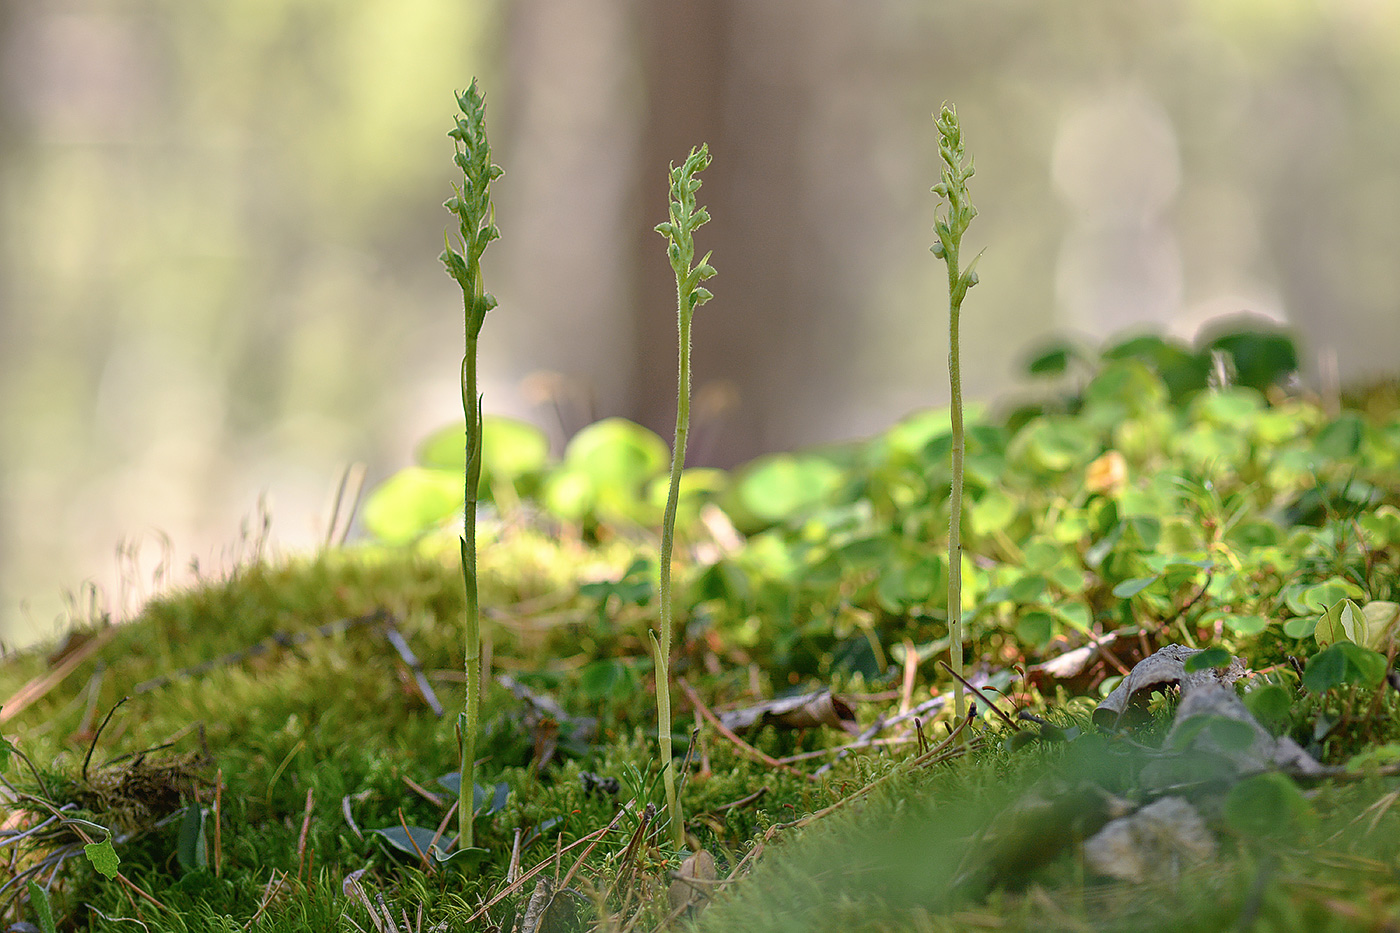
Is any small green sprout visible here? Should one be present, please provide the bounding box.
[653,143,716,849]
[930,104,982,724]
[440,78,503,852]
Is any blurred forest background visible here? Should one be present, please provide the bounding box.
[2,0,1399,647]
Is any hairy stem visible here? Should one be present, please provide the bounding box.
[947,298,965,723]
[459,330,483,850]
[657,288,693,850]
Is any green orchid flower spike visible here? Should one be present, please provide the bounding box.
[653,143,716,849]
[441,78,503,853]
[930,104,982,725]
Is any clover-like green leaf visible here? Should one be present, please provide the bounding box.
[1304,642,1388,693]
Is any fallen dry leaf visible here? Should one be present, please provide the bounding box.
[719,690,858,734]
[1092,644,1245,731]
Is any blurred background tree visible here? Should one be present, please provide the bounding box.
[2,0,1398,646]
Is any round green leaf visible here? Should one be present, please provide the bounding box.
[1191,387,1264,426]
[542,469,595,523]
[1223,614,1269,636]
[361,467,462,545]
[1200,327,1298,392]
[730,454,843,527]
[1015,610,1055,648]
[1015,416,1099,473]
[1244,685,1293,736]
[1183,646,1232,673]
[1224,772,1310,840]
[564,418,669,490]
[1303,642,1388,693]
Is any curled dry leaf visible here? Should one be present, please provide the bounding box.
[1084,796,1216,883]
[1092,644,1244,731]
[718,690,858,735]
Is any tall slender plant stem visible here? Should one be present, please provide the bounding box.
[460,336,483,850]
[441,79,501,851]
[947,300,965,721]
[653,144,716,850]
[655,290,691,849]
[929,105,981,726]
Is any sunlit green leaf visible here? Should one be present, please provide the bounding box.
[1314,598,1365,648]
[361,467,462,545]
[1222,614,1269,636]
[1112,576,1158,599]
[564,418,669,490]
[84,836,121,880]
[728,453,843,530]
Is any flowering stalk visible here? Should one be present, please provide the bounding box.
[652,144,715,849]
[929,105,981,725]
[440,78,502,851]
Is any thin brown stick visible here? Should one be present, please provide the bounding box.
[603,804,654,913]
[677,677,817,782]
[814,692,946,776]
[556,801,628,896]
[937,660,1021,733]
[775,735,912,765]
[697,786,768,816]
[396,807,431,871]
[21,794,170,911]
[402,775,447,808]
[429,799,459,854]
[245,870,287,930]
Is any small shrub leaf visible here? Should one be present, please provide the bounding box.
[84,837,121,880]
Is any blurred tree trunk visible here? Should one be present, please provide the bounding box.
[0,1,15,615]
[628,1,813,468]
